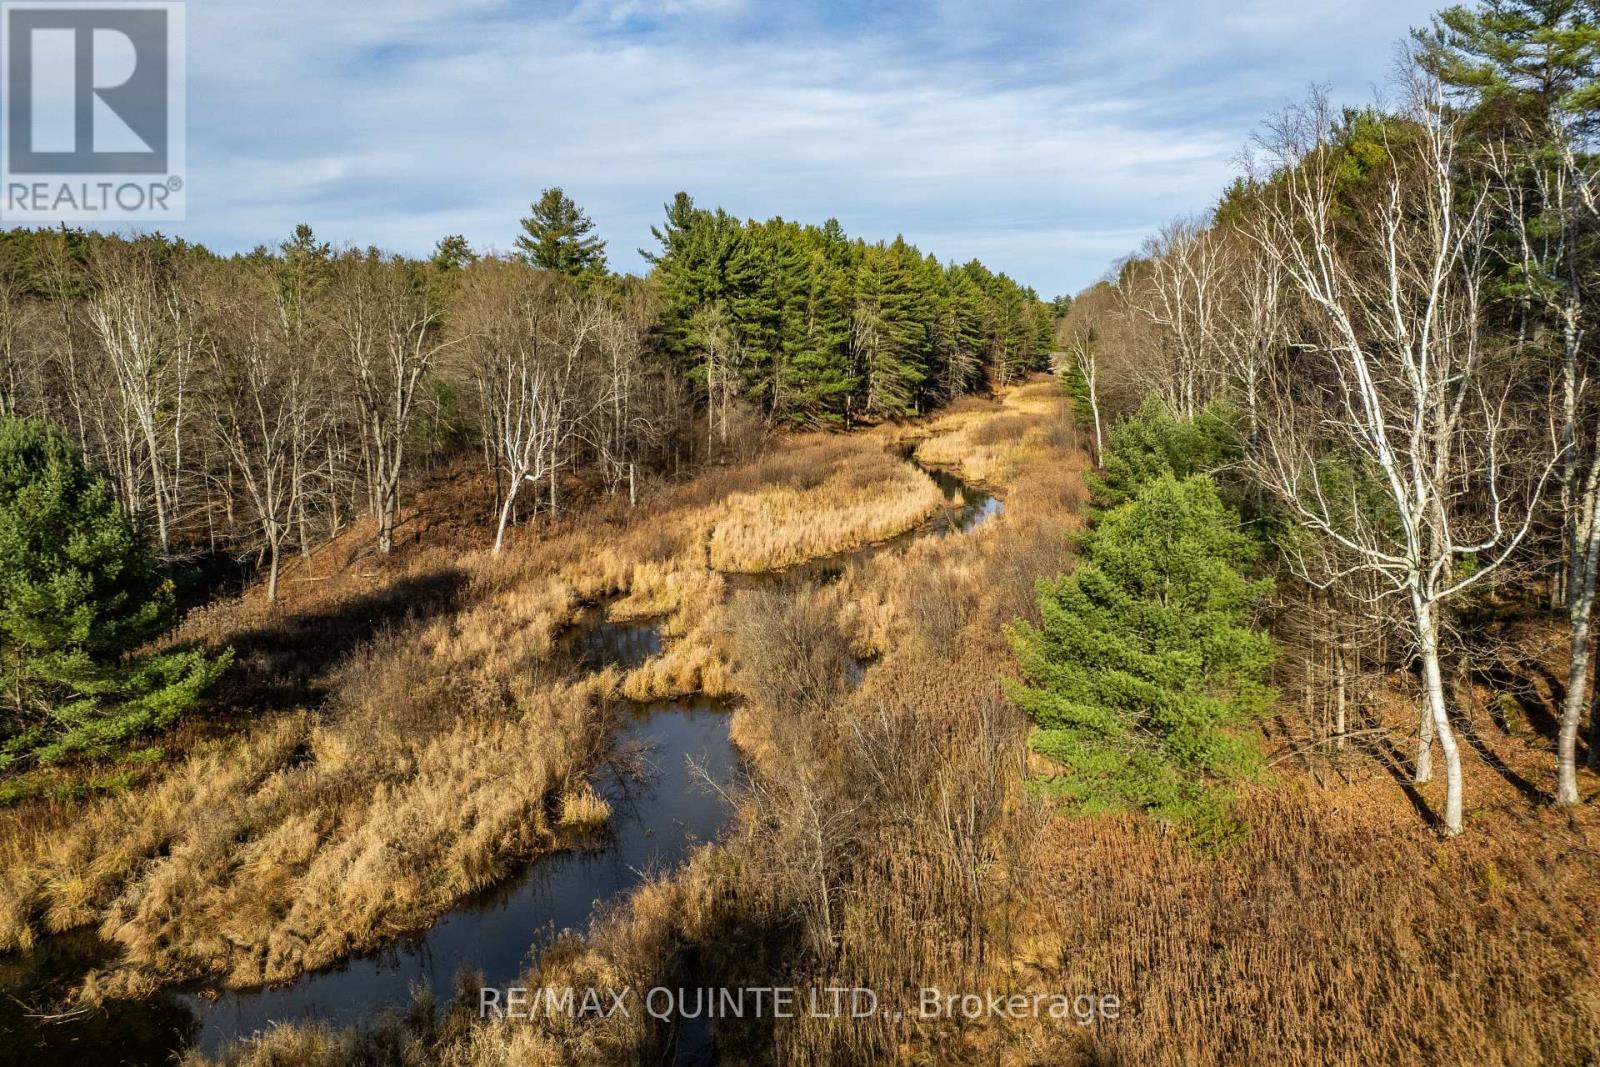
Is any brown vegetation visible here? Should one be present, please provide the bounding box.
[0,417,949,1001]
[200,379,1600,1067]
[707,437,949,572]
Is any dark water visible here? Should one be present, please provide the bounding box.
[920,463,1004,536]
[0,930,197,1065]
[558,607,664,671]
[0,456,998,1066]
[185,699,734,1054]
[0,700,735,1065]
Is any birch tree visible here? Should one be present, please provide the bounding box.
[456,263,600,552]
[1131,219,1232,418]
[330,252,453,554]
[589,288,660,505]
[1250,80,1557,836]
[83,243,193,557]
[200,266,319,601]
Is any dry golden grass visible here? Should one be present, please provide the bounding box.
[914,379,1071,486]
[707,437,947,572]
[203,380,1085,1066]
[309,378,1600,1067]
[994,780,1600,1067]
[2,414,972,1003]
[178,378,1600,1067]
[557,784,613,831]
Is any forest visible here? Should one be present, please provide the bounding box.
[0,197,1051,777]
[3,0,1600,1065]
[1057,0,1600,839]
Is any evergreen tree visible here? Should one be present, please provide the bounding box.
[783,239,857,425]
[852,242,927,419]
[430,233,477,273]
[1008,474,1275,841]
[643,198,1054,423]
[516,187,608,278]
[0,417,230,770]
[727,221,807,419]
[1089,396,1243,512]
[1417,0,1600,129]
[934,265,988,402]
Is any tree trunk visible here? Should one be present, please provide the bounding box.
[267,539,281,604]
[493,481,520,555]
[1561,472,1600,799]
[1558,612,1592,805]
[1334,624,1350,754]
[1417,604,1463,835]
[377,473,398,555]
[1415,701,1434,785]
[549,451,558,516]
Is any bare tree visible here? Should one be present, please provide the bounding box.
[329,252,454,554]
[690,302,738,451]
[1219,230,1285,437]
[0,262,34,418]
[1528,134,1600,798]
[1249,79,1557,835]
[199,265,320,602]
[1130,218,1233,418]
[455,262,603,553]
[588,286,661,506]
[1067,334,1102,462]
[83,243,195,557]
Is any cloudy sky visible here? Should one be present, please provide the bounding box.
[171,0,1445,297]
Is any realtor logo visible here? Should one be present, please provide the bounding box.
[1,2,185,220]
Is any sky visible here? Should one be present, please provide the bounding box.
[163,0,1447,297]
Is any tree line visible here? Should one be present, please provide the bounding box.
[646,193,1056,429]
[0,194,1056,602]
[1055,0,1600,836]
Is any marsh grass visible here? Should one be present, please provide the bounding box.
[708,438,946,572]
[0,423,951,1001]
[262,378,1600,1067]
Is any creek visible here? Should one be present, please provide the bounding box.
[0,457,999,1066]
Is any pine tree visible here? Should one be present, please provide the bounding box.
[430,234,477,273]
[934,266,987,402]
[853,240,928,419]
[1088,396,1243,512]
[515,187,608,278]
[1417,0,1600,128]
[0,417,230,770]
[782,237,856,425]
[726,221,807,419]
[1008,474,1275,841]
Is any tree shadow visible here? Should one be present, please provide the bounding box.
[1474,658,1561,743]
[1455,713,1547,806]
[1352,704,1439,829]
[210,567,471,713]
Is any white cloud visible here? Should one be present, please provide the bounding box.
[156,0,1443,295]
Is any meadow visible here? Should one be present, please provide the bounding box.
[192,380,1600,1067]
[0,427,948,1001]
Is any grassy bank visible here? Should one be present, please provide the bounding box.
[0,429,947,1000]
[197,378,1600,1067]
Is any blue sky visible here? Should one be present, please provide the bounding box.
[172,0,1445,297]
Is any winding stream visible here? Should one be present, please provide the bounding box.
[0,454,999,1066]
